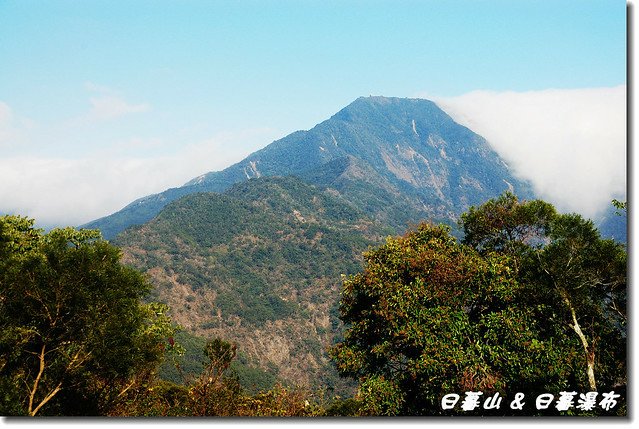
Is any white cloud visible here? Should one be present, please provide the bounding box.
[76,83,150,123]
[0,128,279,227]
[1,83,277,228]
[431,86,626,218]
[86,95,150,121]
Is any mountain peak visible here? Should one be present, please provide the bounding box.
[354,95,431,104]
[331,95,444,126]
[84,96,533,238]
[342,95,437,110]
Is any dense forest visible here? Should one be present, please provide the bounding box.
[0,194,626,416]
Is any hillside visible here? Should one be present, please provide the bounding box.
[115,176,391,390]
[85,96,533,238]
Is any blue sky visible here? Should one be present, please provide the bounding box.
[0,0,628,226]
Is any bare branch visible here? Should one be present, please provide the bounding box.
[30,383,62,416]
[27,344,47,415]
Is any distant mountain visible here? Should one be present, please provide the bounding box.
[96,96,539,390]
[597,203,627,243]
[115,176,390,391]
[84,96,534,239]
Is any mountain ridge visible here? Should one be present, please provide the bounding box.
[84,96,533,239]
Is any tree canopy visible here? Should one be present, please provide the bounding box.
[330,223,573,415]
[331,194,627,416]
[460,194,626,393]
[0,215,179,416]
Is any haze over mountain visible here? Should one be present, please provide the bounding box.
[84,96,533,239]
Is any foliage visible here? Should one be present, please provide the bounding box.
[460,194,627,393]
[356,375,404,416]
[460,191,556,270]
[611,199,627,215]
[322,396,362,416]
[524,214,626,391]
[158,331,277,393]
[331,194,626,416]
[330,223,574,415]
[111,337,319,417]
[235,383,317,416]
[3,186,626,417]
[0,215,180,416]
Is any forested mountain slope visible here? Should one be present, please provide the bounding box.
[115,176,390,389]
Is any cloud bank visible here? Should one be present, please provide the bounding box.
[433,86,626,218]
[0,125,278,228]
[1,84,280,228]
[1,85,626,228]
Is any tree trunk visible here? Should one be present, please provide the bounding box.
[561,290,597,390]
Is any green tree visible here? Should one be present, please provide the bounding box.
[330,223,571,415]
[110,336,318,417]
[0,215,179,416]
[460,195,627,393]
[611,199,627,216]
[188,338,241,416]
[526,214,626,391]
[460,191,556,272]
